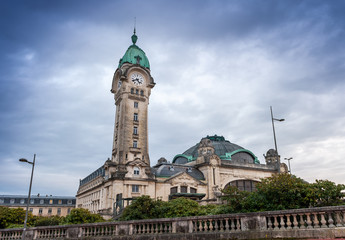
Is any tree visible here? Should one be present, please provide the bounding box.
[120,195,167,221]
[0,207,35,229]
[63,208,104,224]
[162,198,201,218]
[310,179,345,207]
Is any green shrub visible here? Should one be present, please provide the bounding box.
[63,208,104,224]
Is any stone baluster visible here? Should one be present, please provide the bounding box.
[320,212,327,228]
[299,214,307,229]
[273,215,279,230]
[306,213,313,229]
[267,216,273,230]
[327,212,335,228]
[224,218,229,231]
[291,214,298,229]
[230,218,236,232]
[214,219,219,231]
[236,218,241,231]
[209,219,213,231]
[286,214,292,229]
[313,213,320,228]
[335,211,343,227]
[279,215,285,229]
[219,219,224,231]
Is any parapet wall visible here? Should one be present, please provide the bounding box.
[1,205,345,240]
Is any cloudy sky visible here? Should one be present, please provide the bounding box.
[1,0,345,196]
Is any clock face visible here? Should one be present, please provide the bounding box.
[131,73,145,86]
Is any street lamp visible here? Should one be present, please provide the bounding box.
[284,157,293,174]
[19,154,36,240]
[270,106,284,173]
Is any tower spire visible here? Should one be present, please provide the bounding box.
[131,17,138,45]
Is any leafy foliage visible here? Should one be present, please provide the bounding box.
[120,196,215,221]
[33,215,65,227]
[220,173,345,213]
[0,207,34,229]
[63,208,104,224]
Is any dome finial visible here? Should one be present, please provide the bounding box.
[131,17,138,45]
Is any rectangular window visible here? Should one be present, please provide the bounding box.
[49,199,53,204]
[133,126,138,135]
[190,187,197,193]
[48,208,52,215]
[170,187,177,194]
[134,167,140,175]
[134,113,138,121]
[136,89,139,95]
[29,208,33,213]
[67,208,71,214]
[39,208,43,214]
[57,208,61,215]
[132,185,139,193]
[134,102,138,108]
[181,186,187,193]
[58,200,62,205]
[133,140,138,148]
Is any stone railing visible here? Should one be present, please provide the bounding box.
[1,205,345,240]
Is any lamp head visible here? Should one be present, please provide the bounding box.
[19,158,28,163]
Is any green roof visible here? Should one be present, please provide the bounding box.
[118,31,150,69]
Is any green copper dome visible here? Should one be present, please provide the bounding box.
[118,31,150,69]
[172,135,260,164]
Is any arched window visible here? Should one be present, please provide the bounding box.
[140,90,144,96]
[131,88,134,94]
[225,179,258,192]
[134,167,140,175]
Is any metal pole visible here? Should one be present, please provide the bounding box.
[22,154,36,240]
[270,106,280,173]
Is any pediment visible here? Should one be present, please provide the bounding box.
[126,159,149,167]
[164,172,206,186]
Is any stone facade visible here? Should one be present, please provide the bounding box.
[0,195,75,217]
[76,32,287,219]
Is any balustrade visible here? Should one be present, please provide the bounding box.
[1,205,344,240]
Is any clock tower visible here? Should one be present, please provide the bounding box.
[110,30,155,178]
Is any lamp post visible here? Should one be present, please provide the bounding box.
[19,154,36,240]
[270,106,284,173]
[284,157,293,174]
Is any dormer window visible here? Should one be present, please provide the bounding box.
[169,166,174,171]
[134,167,140,175]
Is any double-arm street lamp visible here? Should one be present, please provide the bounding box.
[284,157,293,174]
[19,154,36,240]
[270,106,284,173]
